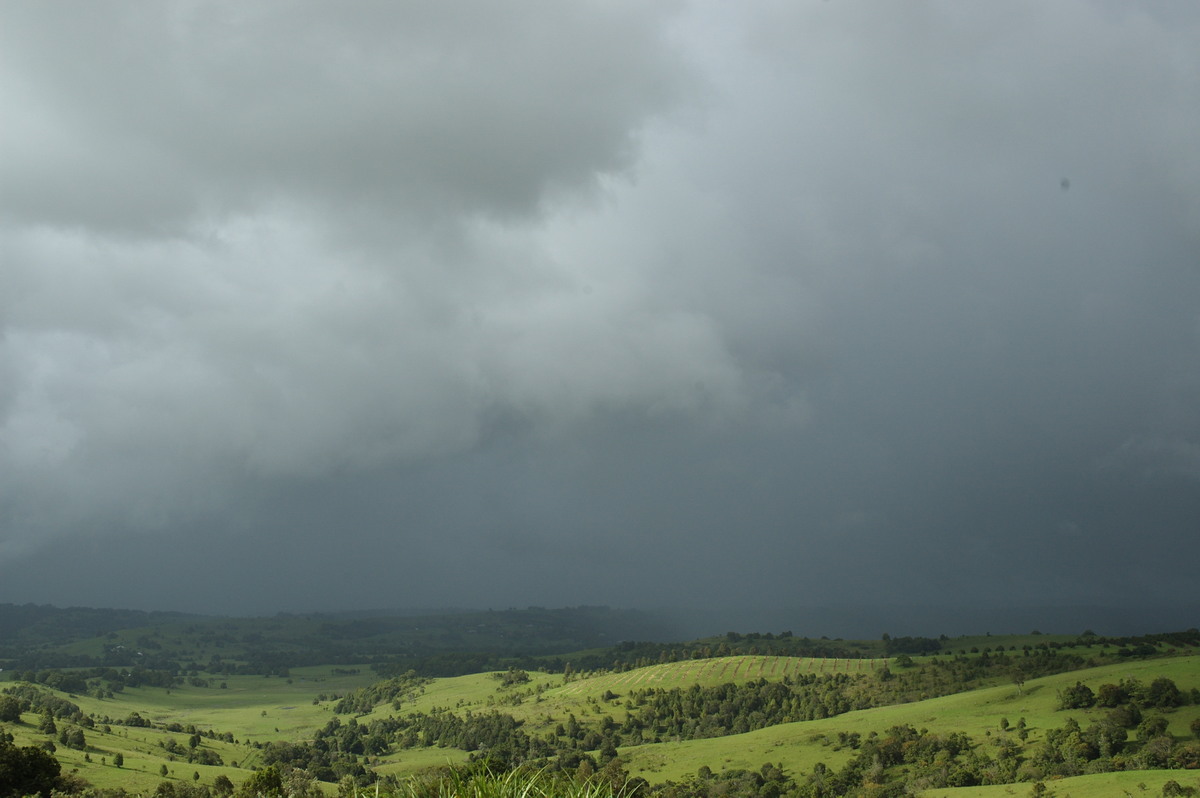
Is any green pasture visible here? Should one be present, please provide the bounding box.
[923,770,1200,797]
[555,655,885,693]
[64,666,378,739]
[541,655,884,707]
[340,657,889,778]
[364,657,887,741]
[619,655,1200,785]
[374,747,471,779]
[0,665,382,792]
[619,716,860,784]
[4,709,256,794]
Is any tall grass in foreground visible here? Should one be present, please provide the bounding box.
[357,768,622,798]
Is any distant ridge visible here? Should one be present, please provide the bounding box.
[654,603,1200,640]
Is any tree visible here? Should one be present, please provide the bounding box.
[1137,715,1170,742]
[1011,669,1026,696]
[1096,682,1128,707]
[58,727,85,750]
[113,752,124,768]
[1162,780,1197,797]
[1057,682,1095,709]
[0,696,22,723]
[236,765,283,798]
[1145,677,1184,708]
[0,735,61,798]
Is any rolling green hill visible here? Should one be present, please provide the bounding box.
[2,609,1198,797]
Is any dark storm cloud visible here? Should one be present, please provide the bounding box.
[1,1,1198,623]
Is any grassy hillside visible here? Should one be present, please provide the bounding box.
[617,655,1200,784]
[1,666,384,793]
[2,619,1198,797]
[924,770,1200,798]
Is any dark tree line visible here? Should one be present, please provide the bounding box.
[1,684,83,721]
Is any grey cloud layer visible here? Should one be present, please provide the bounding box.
[1,1,1198,615]
[2,1,688,231]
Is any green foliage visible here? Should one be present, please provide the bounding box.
[333,672,430,714]
[493,669,532,688]
[0,733,61,798]
[237,764,283,797]
[57,725,86,749]
[0,697,21,723]
[2,684,81,721]
[1146,677,1186,708]
[882,635,942,656]
[1058,681,1096,709]
[392,765,620,798]
[1161,779,1197,796]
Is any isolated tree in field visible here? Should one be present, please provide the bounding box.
[58,727,85,749]
[1011,669,1026,695]
[1162,780,1196,797]
[113,752,123,767]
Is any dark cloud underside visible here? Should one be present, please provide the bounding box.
[2,1,1198,623]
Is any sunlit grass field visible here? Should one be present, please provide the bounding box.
[923,770,1200,798]
[617,655,1200,784]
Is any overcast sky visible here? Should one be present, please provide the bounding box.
[2,1,1198,628]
